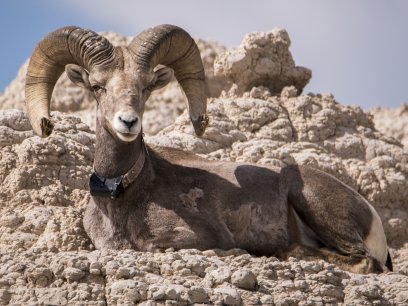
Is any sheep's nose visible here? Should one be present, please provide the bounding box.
[119,116,138,130]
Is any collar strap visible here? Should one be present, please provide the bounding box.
[122,144,146,188]
[89,140,147,198]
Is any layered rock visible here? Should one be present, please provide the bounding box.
[0,29,407,305]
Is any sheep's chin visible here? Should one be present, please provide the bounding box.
[115,132,138,142]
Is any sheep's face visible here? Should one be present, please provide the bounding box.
[65,48,174,142]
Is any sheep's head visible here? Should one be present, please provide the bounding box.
[64,52,174,142]
[25,25,209,141]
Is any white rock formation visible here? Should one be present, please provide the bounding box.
[0,29,407,305]
[214,28,311,95]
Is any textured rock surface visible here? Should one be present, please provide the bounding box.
[0,110,94,254]
[371,104,408,148]
[214,28,312,95]
[1,28,408,305]
[1,248,408,305]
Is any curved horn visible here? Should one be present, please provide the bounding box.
[25,26,116,137]
[129,24,208,136]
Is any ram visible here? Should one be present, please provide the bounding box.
[26,25,392,274]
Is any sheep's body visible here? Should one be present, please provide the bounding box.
[26,24,391,274]
[85,146,287,253]
[84,143,388,273]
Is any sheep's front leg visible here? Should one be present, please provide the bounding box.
[83,198,134,250]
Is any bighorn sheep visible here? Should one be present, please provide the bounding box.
[26,25,392,274]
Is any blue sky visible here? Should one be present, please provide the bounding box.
[1,0,407,109]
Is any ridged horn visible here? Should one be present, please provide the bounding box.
[25,26,116,137]
[128,24,208,136]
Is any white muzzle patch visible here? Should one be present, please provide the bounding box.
[112,111,141,142]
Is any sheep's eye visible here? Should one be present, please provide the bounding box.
[145,84,155,92]
[92,84,103,92]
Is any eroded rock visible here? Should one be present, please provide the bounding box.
[371,104,408,148]
[0,27,407,305]
[214,28,312,95]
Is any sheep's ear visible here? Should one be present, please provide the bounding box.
[152,66,174,90]
[66,64,91,89]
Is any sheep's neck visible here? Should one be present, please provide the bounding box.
[93,123,144,179]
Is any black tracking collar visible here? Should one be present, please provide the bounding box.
[89,172,124,199]
[89,138,147,199]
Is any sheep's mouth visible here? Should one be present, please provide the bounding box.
[111,121,140,143]
[115,131,138,142]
